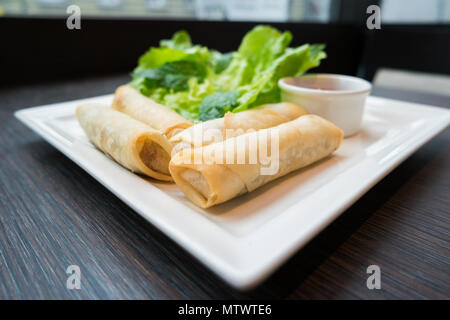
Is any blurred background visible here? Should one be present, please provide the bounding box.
[1,0,450,23]
[1,0,449,96]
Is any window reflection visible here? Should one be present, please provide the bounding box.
[0,0,331,21]
[0,0,448,23]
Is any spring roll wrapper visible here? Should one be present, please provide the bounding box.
[112,85,193,138]
[224,102,307,133]
[169,102,307,152]
[76,104,173,181]
[169,115,343,208]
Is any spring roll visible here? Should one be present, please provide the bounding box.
[169,115,343,208]
[170,102,307,153]
[76,104,173,181]
[112,85,193,138]
[224,102,307,134]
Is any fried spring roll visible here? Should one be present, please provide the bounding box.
[169,115,343,208]
[112,85,193,138]
[224,102,308,134]
[76,104,173,181]
[169,102,307,153]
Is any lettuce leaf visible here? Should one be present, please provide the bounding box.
[130,25,326,122]
[160,30,192,49]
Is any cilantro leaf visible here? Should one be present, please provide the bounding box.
[134,61,206,91]
[213,52,233,73]
[199,91,239,121]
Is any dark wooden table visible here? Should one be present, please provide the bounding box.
[0,74,449,299]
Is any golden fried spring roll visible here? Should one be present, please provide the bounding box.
[169,102,307,153]
[169,115,343,208]
[112,85,193,138]
[76,104,173,181]
[224,102,307,134]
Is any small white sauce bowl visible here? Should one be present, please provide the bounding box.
[279,74,372,137]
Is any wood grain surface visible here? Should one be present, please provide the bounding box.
[0,74,449,299]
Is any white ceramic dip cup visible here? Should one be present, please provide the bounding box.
[279,74,372,137]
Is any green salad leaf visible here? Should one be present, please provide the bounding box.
[133,61,207,91]
[199,91,239,121]
[160,30,192,49]
[130,25,326,122]
[212,52,234,74]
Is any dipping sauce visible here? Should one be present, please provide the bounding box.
[279,74,372,137]
[282,74,371,94]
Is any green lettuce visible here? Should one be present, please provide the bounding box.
[130,26,326,122]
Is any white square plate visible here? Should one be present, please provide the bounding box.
[15,95,450,289]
